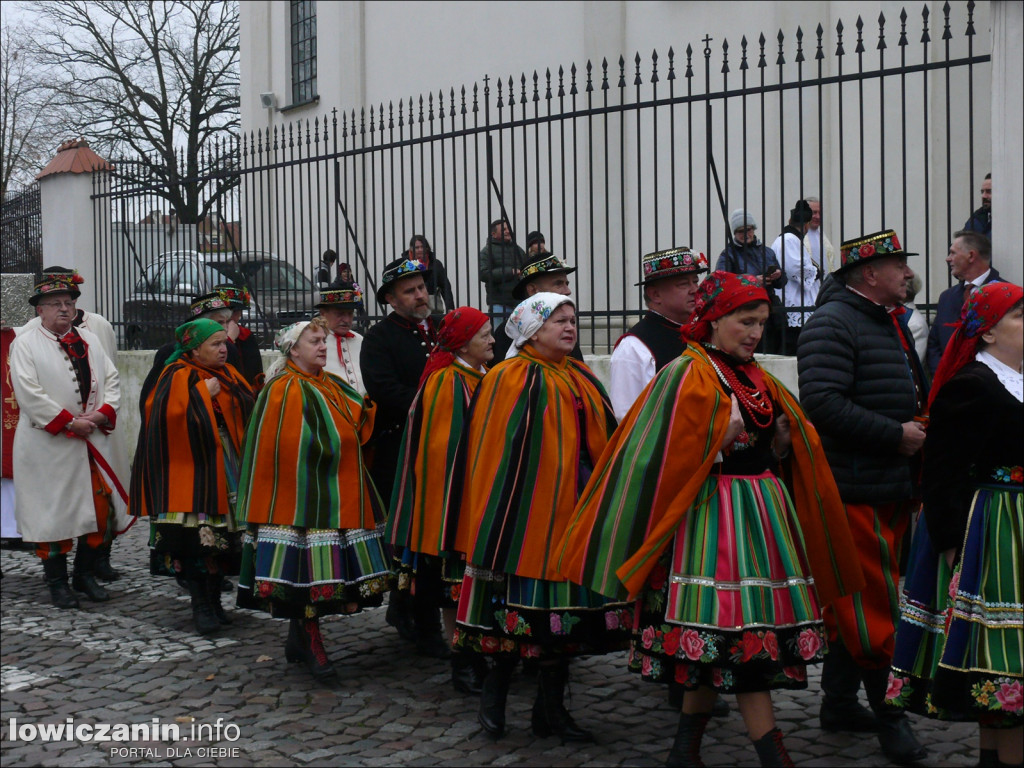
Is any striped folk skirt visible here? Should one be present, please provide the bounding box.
[629,471,826,694]
[453,565,633,659]
[236,523,394,620]
[887,480,1023,727]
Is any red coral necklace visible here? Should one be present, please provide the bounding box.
[705,348,774,428]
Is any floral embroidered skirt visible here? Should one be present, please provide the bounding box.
[149,428,243,578]
[889,482,1022,727]
[393,549,467,609]
[629,472,827,694]
[452,564,633,659]
[236,523,394,620]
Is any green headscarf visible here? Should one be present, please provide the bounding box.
[166,318,226,363]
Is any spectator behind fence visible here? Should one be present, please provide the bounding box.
[962,173,991,240]
[925,231,1001,376]
[716,209,787,354]
[403,235,454,317]
[478,219,527,320]
[526,230,548,256]
[903,271,929,363]
[315,249,337,288]
[803,196,837,272]
[771,199,820,353]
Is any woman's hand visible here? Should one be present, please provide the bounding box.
[723,394,744,445]
[774,411,792,458]
[205,377,222,397]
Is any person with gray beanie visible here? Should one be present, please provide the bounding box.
[716,209,787,353]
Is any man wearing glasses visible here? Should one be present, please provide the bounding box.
[8,269,131,609]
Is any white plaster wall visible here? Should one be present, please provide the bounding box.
[990,0,1023,286]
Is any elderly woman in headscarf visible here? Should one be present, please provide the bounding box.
[234,318,393,684]
[559,272,864,767]
[445,292,630,742]
[387,306,494,691]
[886,282,1022,767]
[130,318,255,635]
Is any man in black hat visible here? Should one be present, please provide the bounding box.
[770,199,821,353]
[492,253,582,361]
[609,247,708,421]
[317,282,366,395]
[360,258,442,651]
[798,230,928,765]
[9,271,132,608]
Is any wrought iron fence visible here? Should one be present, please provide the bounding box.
[1,185,43,276]
[91,1,991,352]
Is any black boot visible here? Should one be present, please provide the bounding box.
[819,640,877,732]
[979,748,999,767]
[665,712,710,768]
[451,651,485,695]
[413,593,451,659]
[71,547,110,602]
[42,555,79,609]
[478,656,516,739]
[531,660,593,743]
[207,573,232,624]
[386,589,416,642]
[291,618,338,683]
[863,668,927,765]
[93,543,121,581]
[751,728,795,767]
[186,576,221,636]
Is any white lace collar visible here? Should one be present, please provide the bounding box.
[977,350,1023,403]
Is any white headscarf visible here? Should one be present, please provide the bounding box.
[265,321,311,379]
[504,292,575,359]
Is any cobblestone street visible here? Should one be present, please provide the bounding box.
[1,524,979,767]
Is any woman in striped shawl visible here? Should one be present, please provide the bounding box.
[235,318,393,683]
[447,293,632,742]
[131,318,255,636]
[559,272,864,767]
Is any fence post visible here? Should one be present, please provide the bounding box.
[990,0,1023,284]
[35,140,112,312]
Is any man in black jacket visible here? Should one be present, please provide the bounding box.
[478,219,527,320]
[798,229,928,765]
[360,257,445,656]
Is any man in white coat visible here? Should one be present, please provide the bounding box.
[9,272,132,608]
[18,266,122,581]
[317,282,367,395]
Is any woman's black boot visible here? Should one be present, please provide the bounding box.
[666,712,710,768]
[531,659,593,742]
[478,656,516,738]
[751,728,795,767]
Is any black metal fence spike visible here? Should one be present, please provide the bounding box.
[569,63,578,96]
[855,16,865,54]
[758,32,767,68]
[815,23,825,60]
[740,36,749,70]
[685,44,694,78]
[899,9,909,47]
[777,29,785,66]
[519,74,527,105]
[966,0,976,36]
[634,52,643,85]
[922,5,931,45]
[617,56,626,89]
[702,34,712,58]
[795,27,805,63]
[942,1,952,40]
[878,12,887,50]
[722,38,730,74]
[651,50,660,83]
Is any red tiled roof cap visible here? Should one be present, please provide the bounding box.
[35,139,113,179]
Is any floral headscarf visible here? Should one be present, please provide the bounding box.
[165,318,226,363]
[504,292,575,359]
[419,306,490,386]
[928,281,1023,408]
[681,271,769,343]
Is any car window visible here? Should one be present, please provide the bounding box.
[209,258,312,293]
[207,261,247,288]
[177,261,200,295]
[135,261,161,292]
[153,261,185,294]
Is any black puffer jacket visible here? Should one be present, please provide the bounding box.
[797,277,926,504]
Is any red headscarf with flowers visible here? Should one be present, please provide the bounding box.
[418,306,490,386]
[681,271,770,343]
[929,281,1024,409]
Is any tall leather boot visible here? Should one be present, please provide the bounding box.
[863,667,927,765]
[93,543,121,581]
[819,640,876,732]
[296,617,338,683]
[207,573,232,624]
[71,547,110,602]
[665,712,710,768]
[386,589,416,642]
[531,659,593,743]
[478,655,516,739]
[413,569,451,659]
[751,728,795,767]
[42,555,80,609]
[451,651,485,695]
[186,576,221,636]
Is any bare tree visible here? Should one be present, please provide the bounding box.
[0,20,61,200]
[32,0,240,223]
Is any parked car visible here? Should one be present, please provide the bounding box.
[123,250,316,348]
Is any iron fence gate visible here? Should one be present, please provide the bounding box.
[1,185,43,277]
[91,1,991,352]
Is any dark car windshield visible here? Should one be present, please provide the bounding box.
[207,258,312,293]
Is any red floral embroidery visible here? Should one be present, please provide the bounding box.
[740,631,763,662]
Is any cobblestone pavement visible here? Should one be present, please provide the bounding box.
[1,525,979,767]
